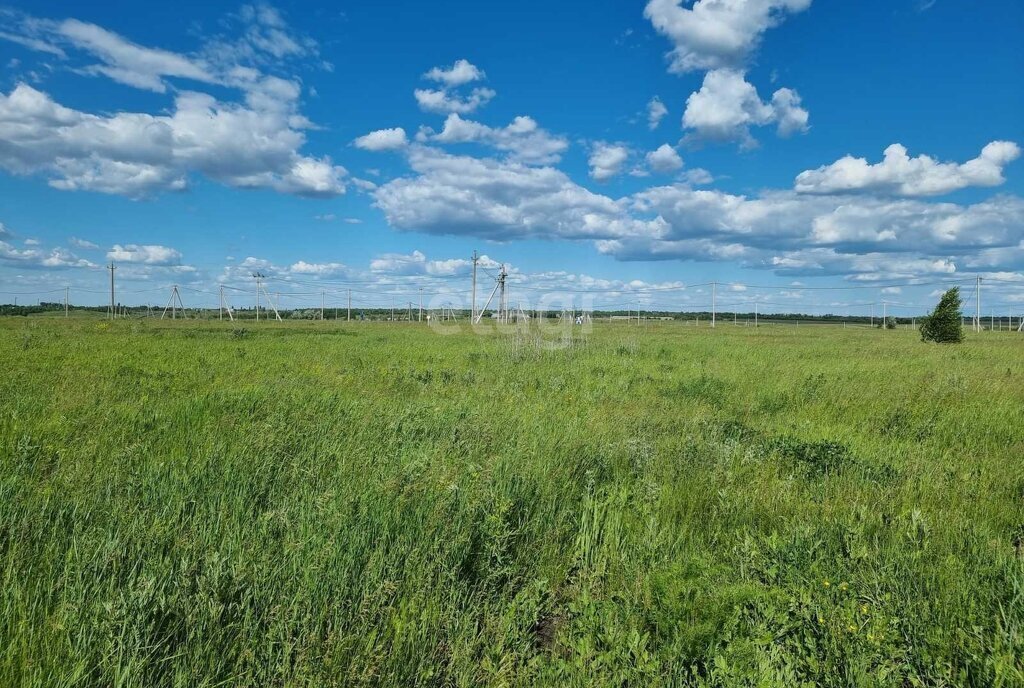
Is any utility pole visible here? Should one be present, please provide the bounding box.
[161,285,185,320]
[882,301,887,328]
[711,281,716,328]
[408,301,412,322]
[108,262,116,320]
[419,287,423,323]
[321,291,325,321]
[64,286,69,318]
[471,250,479,323]
[754,301,758,328]
[253,272,263,323]
[474,269,504,324]
[870,302,874,328]
[976,275,982,332]
[219,286,234,322]
[347,289,351,321]
[498,264,507,324]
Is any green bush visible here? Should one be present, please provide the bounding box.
[920,287,964,343]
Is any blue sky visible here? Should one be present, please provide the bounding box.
[1,0,1022,315]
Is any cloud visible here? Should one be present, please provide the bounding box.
[601,186,1024,280]
[371,250,458,276]
[351,178,377,192]
[313,213,359,224]
[0,83,346,197]
[39,247,97,268]
[644,0,812,73]
[0,30,66,57]
[0,239,95,268]
[0,240,38,263]
[221,255,314,283]
[647,96,668,130]
[770,87,809,136]
[372,142,1024,279]
[107,244,182,265]
[415,59,495,114]
[423,113,568,165]
[373,146,658,241]
[0,222,11,239]
[683,167,715,185]
[646,144,684,174]
[424,59,485,87]
[795,141,1021,196]
[0,8,342,198]
[56,19,215,93]
[588,142,631,182]
[69,236,100,249]
[289,260,348,277]
[682,69,808,146]
[27,4,320,95]
[354,127,408,151]
[24,238,40,246]
[212,2,320,64]
[414,86,496,115]
[3,3,320,94]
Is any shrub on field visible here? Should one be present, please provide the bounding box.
[919,287,964,343]
[884,317,897,330]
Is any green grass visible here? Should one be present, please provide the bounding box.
[1,318,1022,686]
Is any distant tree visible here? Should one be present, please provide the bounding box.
[920,287,964,343]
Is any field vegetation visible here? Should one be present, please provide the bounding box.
[1,317,1022,686]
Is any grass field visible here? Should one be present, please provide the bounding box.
[1,317,1022,686]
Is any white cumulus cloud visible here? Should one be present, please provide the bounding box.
[647,96,668,130]
[646,144,684,174]
[415,59,495,114]
[0,83,346,197]
[588,142,631,182]
[289,260,348,277]
[0,8,342,198]
[682,69,808,146]
[644,0,812,73]
[354,127,408,151]
[795,141,1021,196]
[424,59,485,87]
[424,113,568,165]
[107,244,182,265]
[414,86,496,115]
[373,147,658,241]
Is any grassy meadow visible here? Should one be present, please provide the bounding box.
[1,317,1022,686]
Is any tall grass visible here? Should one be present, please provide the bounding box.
[1,318,1022,686]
